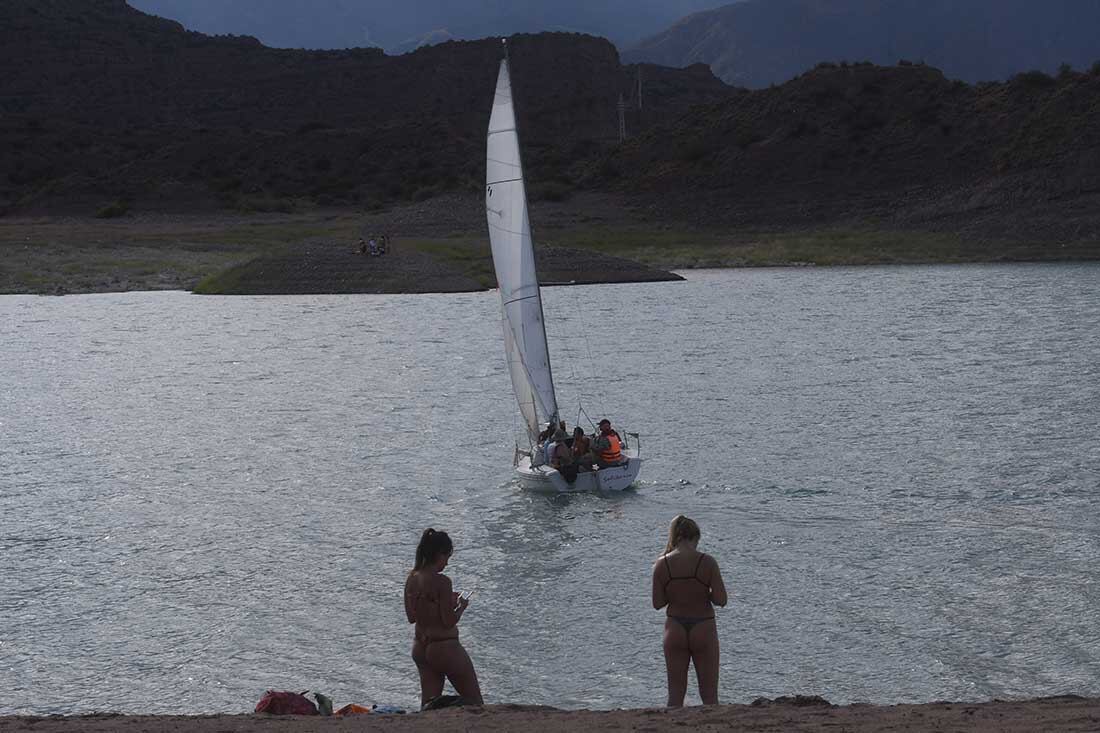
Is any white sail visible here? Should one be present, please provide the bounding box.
[486,57,558,444]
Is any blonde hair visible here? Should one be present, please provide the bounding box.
[664,515,701,554]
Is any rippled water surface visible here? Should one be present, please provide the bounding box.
[2,264,1099,715]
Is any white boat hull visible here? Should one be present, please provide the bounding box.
[515,450,641,493]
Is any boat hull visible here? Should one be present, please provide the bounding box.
[515,451,641,493]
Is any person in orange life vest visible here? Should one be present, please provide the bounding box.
[593,418,625,468]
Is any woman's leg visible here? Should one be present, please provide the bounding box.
[689,621,720,705]
[663,619,691,708]
[412,640,445,707]
[427,640,484,705]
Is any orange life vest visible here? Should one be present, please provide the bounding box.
[598,433,623,464]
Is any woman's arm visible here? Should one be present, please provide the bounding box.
[438,575,462,628]
[708,556,728,607]
[652,559,668,610]
[403,575,417,624]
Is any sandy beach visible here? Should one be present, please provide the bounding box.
[3,697,1099,732]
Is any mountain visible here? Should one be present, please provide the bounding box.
[625,0,1100,88]
[126,0,723,52]
[0,0,732,213]
[592,61,1100,243]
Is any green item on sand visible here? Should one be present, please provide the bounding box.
[313,692,333,716]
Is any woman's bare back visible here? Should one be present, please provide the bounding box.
[658,549,722,617]
[405,570,459,643]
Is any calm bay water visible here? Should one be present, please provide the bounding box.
[1,264,1098,715]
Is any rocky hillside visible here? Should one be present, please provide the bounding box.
[0,0,732,215]
[626,0,1100,88]
[593,61,1100,243]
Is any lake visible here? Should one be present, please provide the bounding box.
[1,264,1098,714]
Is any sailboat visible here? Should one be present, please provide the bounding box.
[485,43,642,493]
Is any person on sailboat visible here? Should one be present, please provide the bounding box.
[404,528,484,708]
[572,426,595,470]
[549,427,578,482]
[537,421,556,443]
[651,515,727,707]
[593,418,625,468]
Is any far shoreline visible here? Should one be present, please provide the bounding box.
[2,196,1097,296]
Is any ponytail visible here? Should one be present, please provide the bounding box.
[664,515,701,555]
[413,528,453,572]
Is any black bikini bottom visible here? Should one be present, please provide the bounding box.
[668,615,715,634]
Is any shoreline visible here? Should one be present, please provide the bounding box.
[2,196,1098,295]
[3,696,1100,732]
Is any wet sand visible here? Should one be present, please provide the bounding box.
[3,696,1099,732]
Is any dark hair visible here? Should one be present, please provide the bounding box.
[414,528,453,572]
[573,426,584,437]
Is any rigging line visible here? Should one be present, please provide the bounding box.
[486,177,524,186]
[486,154,522,167]
[487,221,532,238]
[502,293,539,308]
[487,126,516,134]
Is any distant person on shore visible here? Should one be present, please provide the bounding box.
[404,528,484,708]
[358,238,367,255]
[593,418,624,468]
[652,515,727,707]
[369,237,379,256]
[379,234,388,255]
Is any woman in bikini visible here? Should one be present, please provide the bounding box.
[651,515,728,707]
[404,528,484,707]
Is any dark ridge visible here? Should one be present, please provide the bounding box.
[625,0,1100,88]
[0,0,732,215]
[593,61,1100,244]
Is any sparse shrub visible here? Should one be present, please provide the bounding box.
[734,128,762,149]
[295,121,332,135]
[235,194,295,213]
[532,182,572,202]
[1091,60,1100,76]
[790,120,819,137]
[214,176,243,192]
[411,186,436,202]
[1011,70,1057,88]
[678,138,710,162]
[95,200,129,219]
[1057,62,1075,81]
[597,156,620,180]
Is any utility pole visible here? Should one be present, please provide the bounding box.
[617,93,626,142]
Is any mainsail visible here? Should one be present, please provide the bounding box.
[486,56,558,444]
